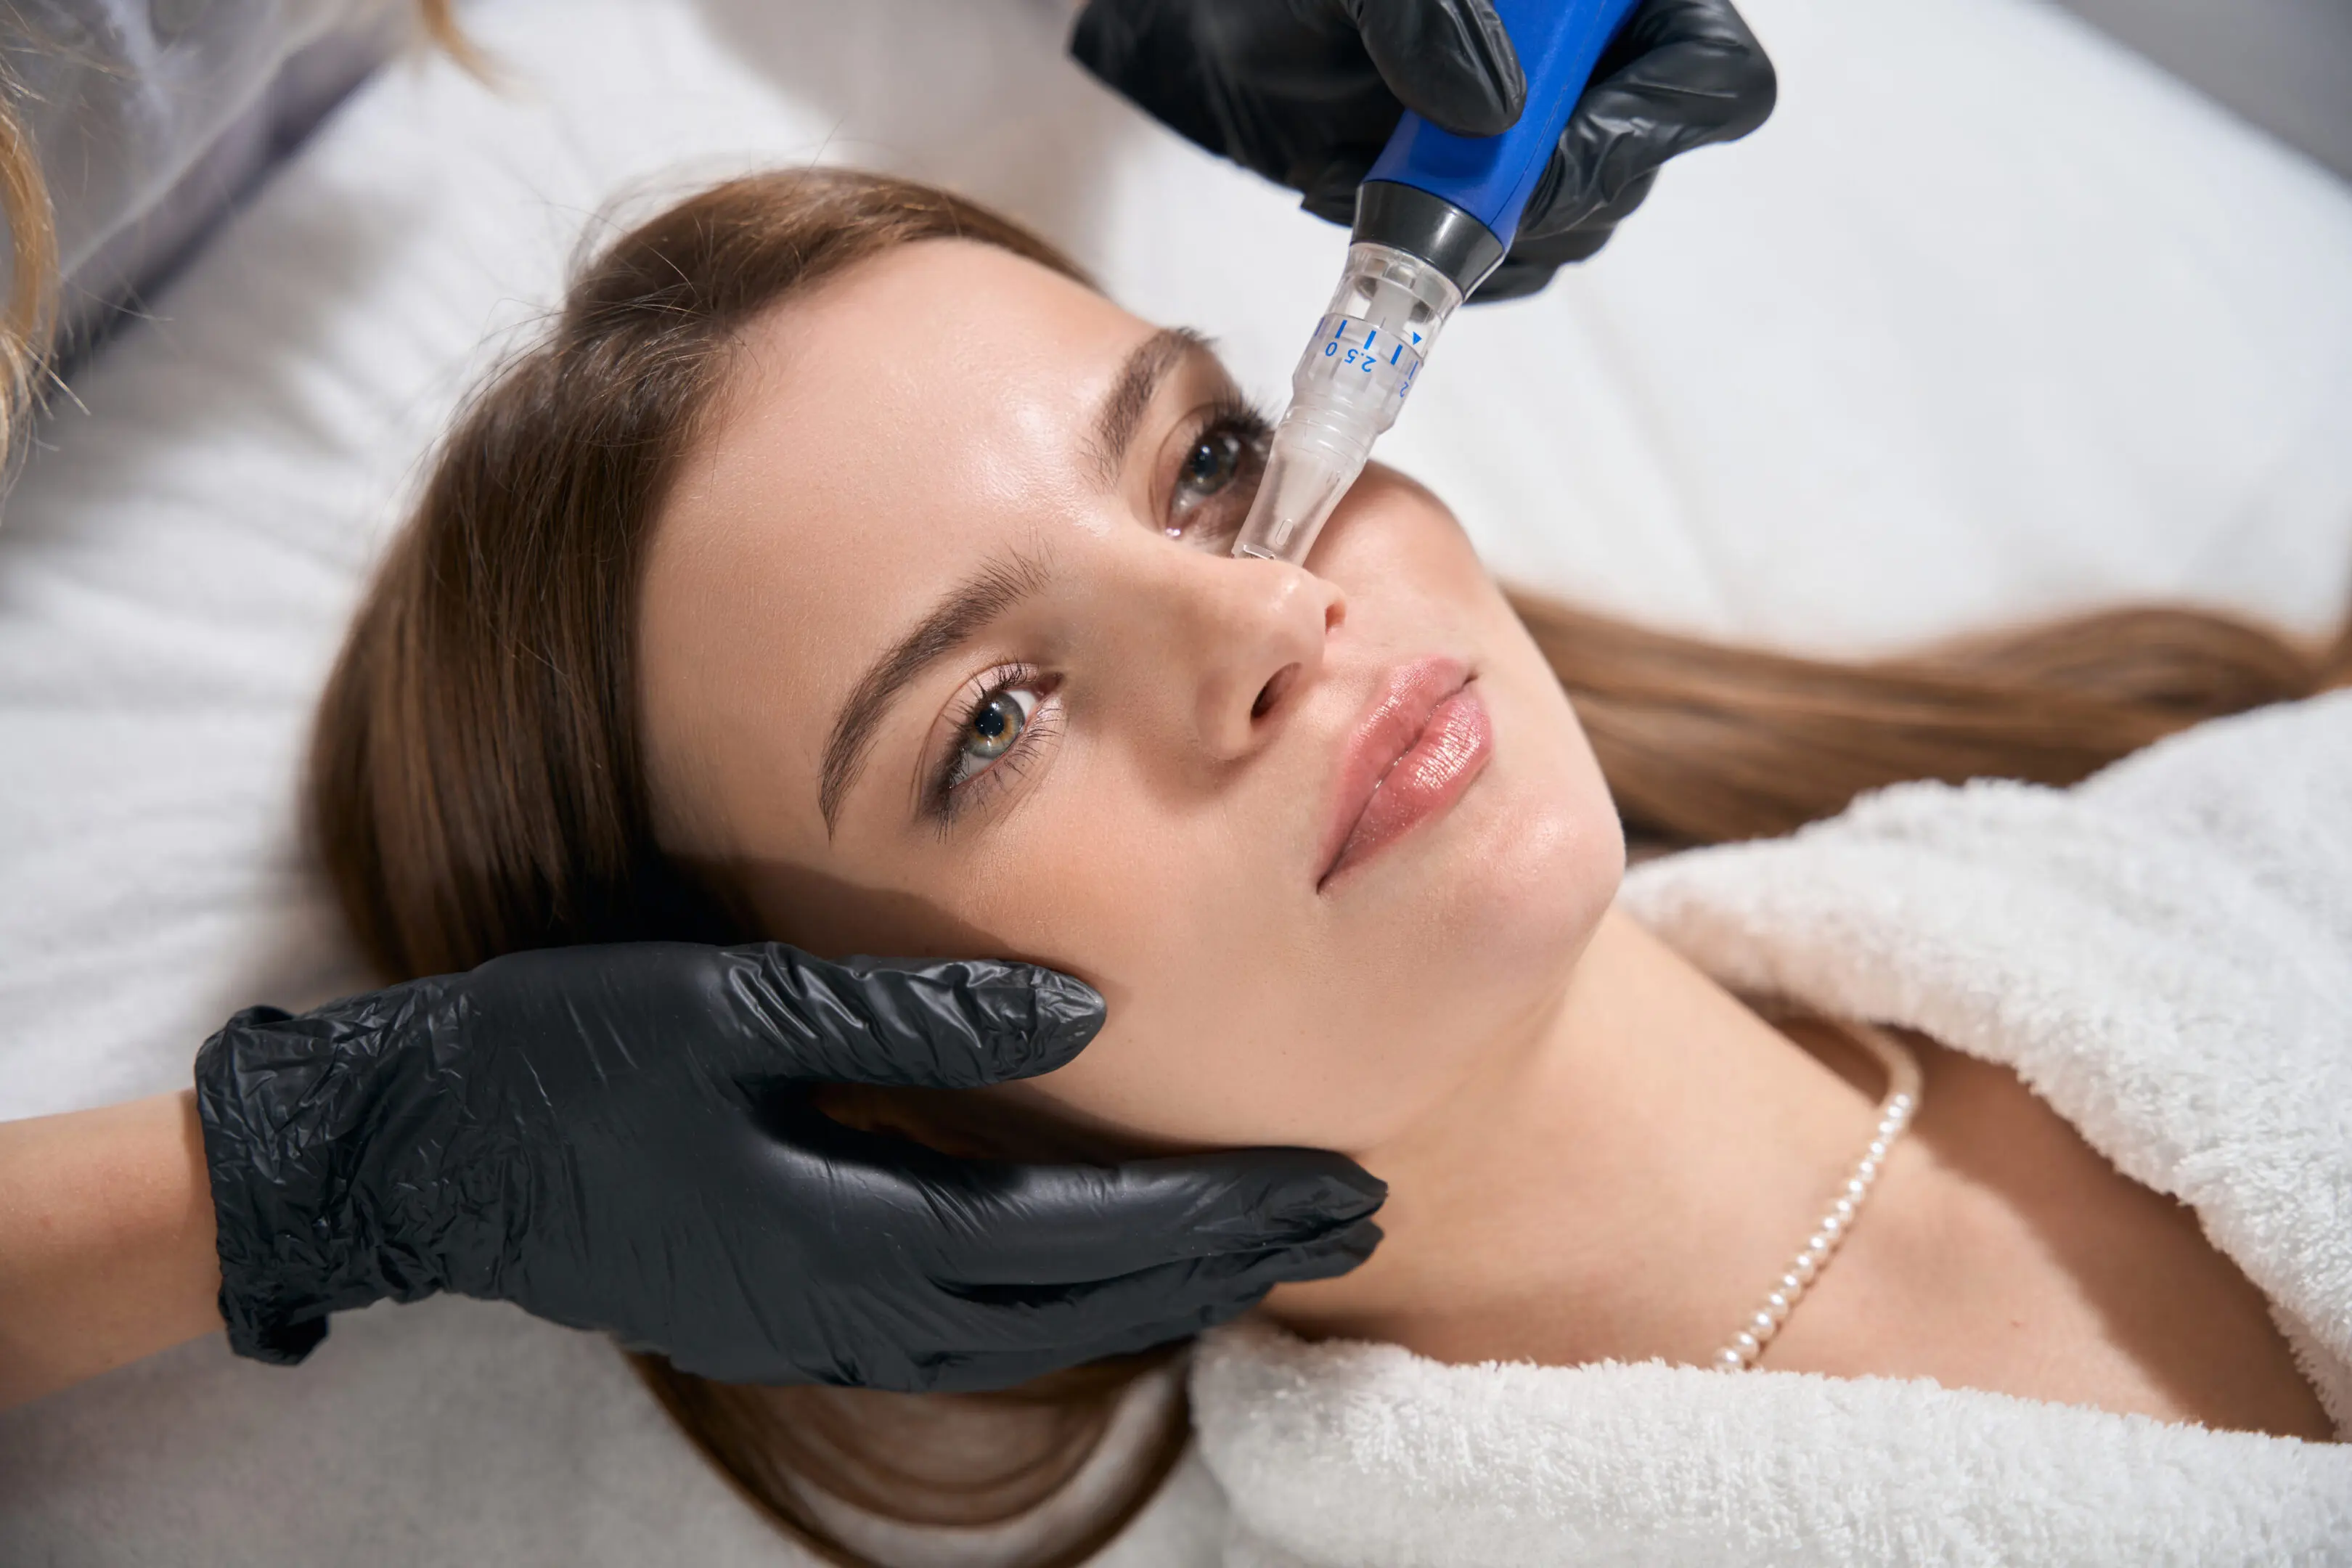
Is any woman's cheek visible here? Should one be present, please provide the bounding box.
[976,846,1373,1148]
[1013,995,1422,1153]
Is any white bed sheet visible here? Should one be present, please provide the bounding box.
[1,0,2348,1561]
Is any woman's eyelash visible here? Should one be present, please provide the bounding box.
[1202,398,1272,449]
[928,665,1059,822]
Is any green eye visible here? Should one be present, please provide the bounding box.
[1164,415,1267,544]
[950,685,1041,787]
[1177,430,1244,502]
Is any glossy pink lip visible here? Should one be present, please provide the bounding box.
[1319,656,1493,890]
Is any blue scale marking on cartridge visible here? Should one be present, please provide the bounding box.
[1323,320,1423,365]
[1313,314,1425,407]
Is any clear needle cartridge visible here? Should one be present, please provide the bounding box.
[1236,0,1643,567]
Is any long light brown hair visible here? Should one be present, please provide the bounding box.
[0,53,61,457]
[308,166,2351,1564]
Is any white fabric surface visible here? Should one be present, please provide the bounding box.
[1,0,391,285]
[1198,693,2352,1567]
[1,0,2348,1559]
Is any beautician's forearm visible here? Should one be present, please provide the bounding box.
[0,1091,224,1410]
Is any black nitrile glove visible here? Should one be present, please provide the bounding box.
[1071,0,1776,298]
[193,943,1382,1392]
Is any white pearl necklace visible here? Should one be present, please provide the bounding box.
[1712,1020,1922,1371]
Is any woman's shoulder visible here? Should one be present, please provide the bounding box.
[1617,690,2352,1441]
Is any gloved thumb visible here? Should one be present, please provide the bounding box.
[1355,0,1527,139]
[724,944,1106,1089]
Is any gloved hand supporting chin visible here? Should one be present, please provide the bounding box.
[1071,0,1776,298]
[194,942,1383,1392]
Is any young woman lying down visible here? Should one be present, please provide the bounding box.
[309,168,2350,1564]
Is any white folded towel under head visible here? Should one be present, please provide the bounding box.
[1195,693,2352,1567]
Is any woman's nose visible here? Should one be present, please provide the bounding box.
[1167,558,1345,763]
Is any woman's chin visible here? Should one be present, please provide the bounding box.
[1468,791,1621,982]
[1344,751,1622,1012]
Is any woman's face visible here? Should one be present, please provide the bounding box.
[638,240,1622,1158]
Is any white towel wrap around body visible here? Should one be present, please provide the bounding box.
[1193,692,2352,1567]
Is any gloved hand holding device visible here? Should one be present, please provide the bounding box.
[195,942,1383,1393]
[1071,0,1776,298]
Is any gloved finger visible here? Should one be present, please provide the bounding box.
[1516,0,1774,242]
[1474,168,1657,296]
[1354,0,1525,138]
[907,1273,1302,1395]
[1458,256,1552,303]
[1299,153,1377,227]
[727,945,1105,1087]
[1471,253,1569,302]
[912,1221,1385,1392]
[735,1101,1384,1275]
[920,1149,1387,1284]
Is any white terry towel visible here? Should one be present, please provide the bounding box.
[1191,692,2352,1567]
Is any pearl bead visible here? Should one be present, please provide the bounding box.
[1710,1024,1920,1376]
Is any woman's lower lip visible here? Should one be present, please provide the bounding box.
[1321,687,1493,889]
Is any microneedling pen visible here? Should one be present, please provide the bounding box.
[1233,0,1643,567]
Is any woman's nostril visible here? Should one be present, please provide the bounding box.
[1253,663,1300,721]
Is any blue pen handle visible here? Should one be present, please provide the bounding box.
[1230,0,1645,565]
[1360,0,1643,284]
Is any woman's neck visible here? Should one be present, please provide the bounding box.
[1261,909,2341,1442]
[1263,907,1887,1368]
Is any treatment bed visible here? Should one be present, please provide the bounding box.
[3,0,2347,1560]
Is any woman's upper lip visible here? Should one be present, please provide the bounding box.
[1318,656,1472,883]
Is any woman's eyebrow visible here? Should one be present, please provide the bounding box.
[818,548,1053,834]
[815,328,1210,833]
[1088,326,1214,486]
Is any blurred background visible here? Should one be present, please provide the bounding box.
[2054,0,2351,179]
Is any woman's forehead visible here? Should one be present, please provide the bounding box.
[669,241,1146,571]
